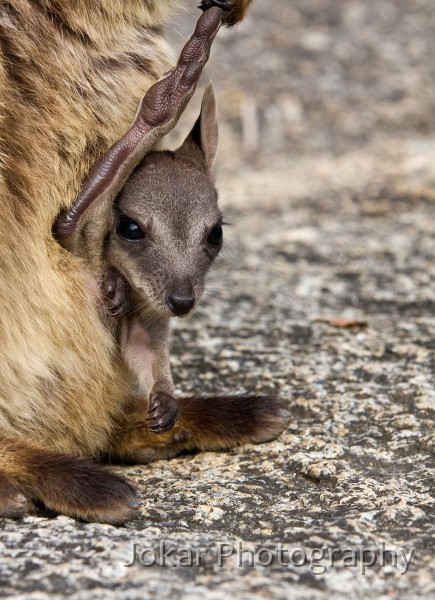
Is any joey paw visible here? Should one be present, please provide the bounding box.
[147,392,180,434]
[101,267,131,316]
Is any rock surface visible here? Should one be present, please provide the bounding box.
[1,0,434,598]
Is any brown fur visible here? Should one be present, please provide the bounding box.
[111,395,290,464]
[0,0,286,524]
[0,0,178,457]
[0,438,138,523]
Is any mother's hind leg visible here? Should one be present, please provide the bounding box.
[110,394,289,464]
[0,438,139,524]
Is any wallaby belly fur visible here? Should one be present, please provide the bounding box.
[0,0,181,455]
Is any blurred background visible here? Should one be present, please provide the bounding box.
[170,0,435,198]
[164,0,434,397]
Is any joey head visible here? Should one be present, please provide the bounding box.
[107,83,221,321]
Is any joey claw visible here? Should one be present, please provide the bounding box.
[199,0,250,27]
[101,268,131,316]
[200,0,231,12]
[0,491,30,519]
[172,429,193,443]
[147,392,180,434]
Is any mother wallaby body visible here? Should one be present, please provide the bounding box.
[0,0,286,524]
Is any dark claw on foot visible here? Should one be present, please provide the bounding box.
[147,392,180,434]
[101,268,131,316]
[200,0,231,12]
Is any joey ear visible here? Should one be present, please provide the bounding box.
[179,82,218,170]
[54,9,222,249]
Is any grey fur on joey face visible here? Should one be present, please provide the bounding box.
[106,150,222,318]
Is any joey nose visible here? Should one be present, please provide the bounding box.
[167,283,196,316]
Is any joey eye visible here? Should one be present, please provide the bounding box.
[117,216,145,241]
[207,225,223,246]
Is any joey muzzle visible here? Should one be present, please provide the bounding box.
[166,282,196,317]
